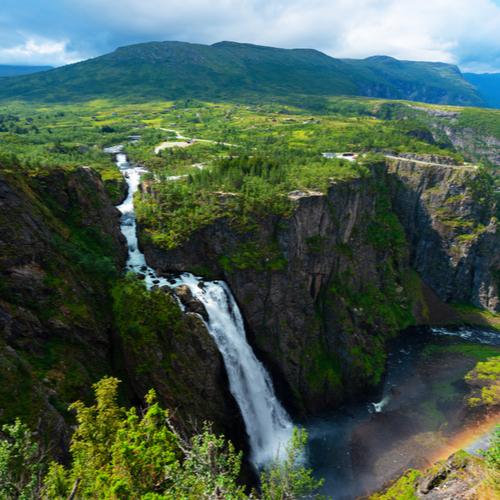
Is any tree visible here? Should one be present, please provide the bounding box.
[260,428,324,499]
[0,419,45,499]
[0,377,324,499]
[42,377,245,499]
[482,426,500,470]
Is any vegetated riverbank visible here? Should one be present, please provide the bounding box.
[304,326,499,499]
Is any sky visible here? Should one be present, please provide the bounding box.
[0,0,499,72]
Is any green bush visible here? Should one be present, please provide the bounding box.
[482,426,500,471]
[0,419,45,499]
[0,377,323,499]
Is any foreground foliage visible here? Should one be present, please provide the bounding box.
[0,377,322,499]
[0,420,44,500]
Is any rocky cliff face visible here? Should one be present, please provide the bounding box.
[441,126,500,166]
[142,165,411,413]
[0,166,126,455]
[141,158,499,415]
[372,450,497,500]
[387,155,499,312]
[113,279,247,449]
[406,105,500,166]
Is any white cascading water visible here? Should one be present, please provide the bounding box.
[108,146,293,466]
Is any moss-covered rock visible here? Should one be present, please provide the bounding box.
[465,357,500,408]
[371,450,498,499]
[111,276,246,448]
[140,158,499,415]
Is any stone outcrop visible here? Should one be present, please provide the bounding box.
[174,284,208,320]
[373,450,496,499]
[407,105,499,166]
[441,126,500,166]
[118,286,246,449]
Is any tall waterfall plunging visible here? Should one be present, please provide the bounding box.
[110,147,293,466]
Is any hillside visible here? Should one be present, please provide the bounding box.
[343,55,482,105]
[0,64,52,77]
[464,72,500,108]
[0,40,484,106]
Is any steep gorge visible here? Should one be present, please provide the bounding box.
[1,154,498,466]
[140,156,499,415]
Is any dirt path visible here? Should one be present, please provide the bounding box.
[385,155,477,169]
[154,127,237,154]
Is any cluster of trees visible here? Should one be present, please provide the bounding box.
[0,377,322,499]
[136,152,365,250]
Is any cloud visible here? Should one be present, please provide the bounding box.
[0,0,499,72]
[0,36,80,66]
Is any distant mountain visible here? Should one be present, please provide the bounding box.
[464,73,500,108]
[343,56,482,105]
[0,41,484,106]
[0,65,52,77]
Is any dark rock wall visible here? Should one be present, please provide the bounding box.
[0,166,126,455]
[142,167,412,413]
[387,157,499,311]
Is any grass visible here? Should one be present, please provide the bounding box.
[452,304,500,331]
[422,343,500,362]
[370,469,421,500]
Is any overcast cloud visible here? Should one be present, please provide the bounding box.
[0,0,499,72]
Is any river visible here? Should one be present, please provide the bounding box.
[305,326,499,499]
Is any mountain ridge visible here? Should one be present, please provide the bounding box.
[464,72,500,108]
[0,40,487,106]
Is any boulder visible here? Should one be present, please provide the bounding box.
[174,284,208,321]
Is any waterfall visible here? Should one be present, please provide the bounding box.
[173,274,293,466]
[110,147,293,467]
